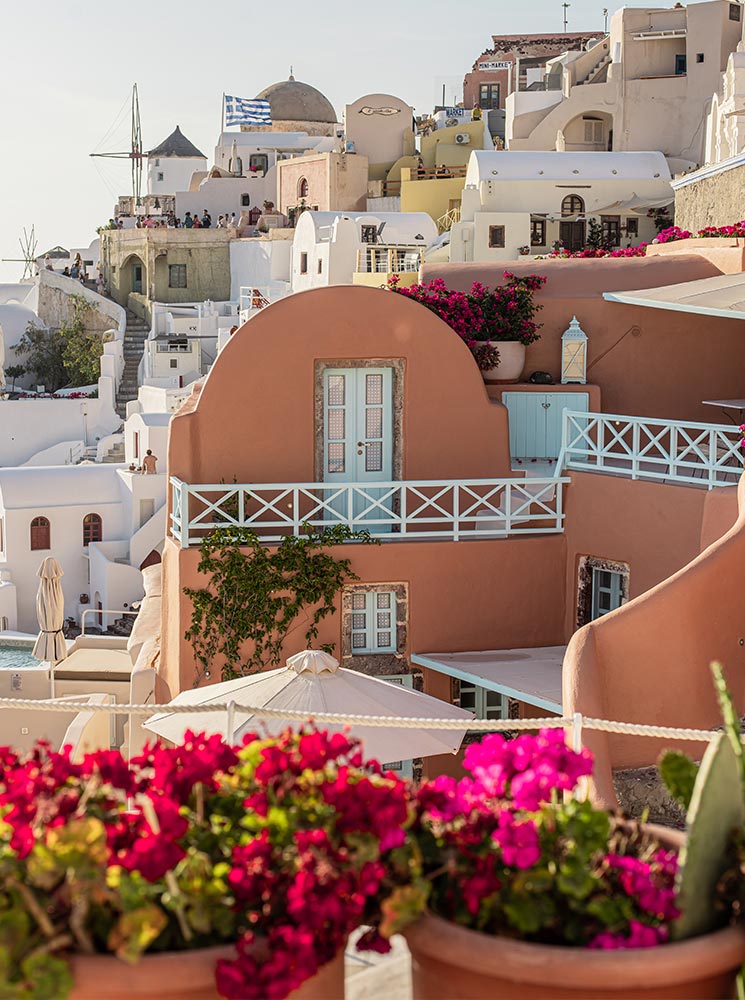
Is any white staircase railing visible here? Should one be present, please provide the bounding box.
[170,476,570,547]
[560,410,742,489]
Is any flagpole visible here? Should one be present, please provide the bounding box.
[221,92,225,138]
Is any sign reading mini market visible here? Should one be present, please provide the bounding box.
[479,61,512,70]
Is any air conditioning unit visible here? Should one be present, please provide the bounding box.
[455,133,471,145]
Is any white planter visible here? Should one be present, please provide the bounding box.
[482,342,526,384]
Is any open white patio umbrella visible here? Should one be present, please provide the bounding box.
[144,650,474,763]
[32,557,68,663]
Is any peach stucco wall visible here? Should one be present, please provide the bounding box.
[423,256,745,423]
[646,238,745,275]
[160,534,568,696]
[167,286,512,488]
[162,285,520,690]
[563,475,745,806]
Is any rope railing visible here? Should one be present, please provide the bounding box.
[0,697,720,743]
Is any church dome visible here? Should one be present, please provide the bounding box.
[255,76,337,125]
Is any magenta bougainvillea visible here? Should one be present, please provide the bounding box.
[379,729,680,951]
[388,272,545,371]
[0,730,408,1000]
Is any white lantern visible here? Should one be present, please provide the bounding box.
[561,316,588,384]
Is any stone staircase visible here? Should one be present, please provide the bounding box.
[577,51,611,86]
[81,439,125,464]
[115,311,149,419]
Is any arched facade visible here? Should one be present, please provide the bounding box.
[560,111,613,152]
[117,253,146,306]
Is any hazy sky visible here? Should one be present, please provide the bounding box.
[0,0,683,282]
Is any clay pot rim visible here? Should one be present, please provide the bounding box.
[68,944,234,991]
[405,913,745,989]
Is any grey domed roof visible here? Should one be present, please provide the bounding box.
[148,126,205,159]
[255,77,337,124]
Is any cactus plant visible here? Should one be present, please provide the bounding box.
[672,730,745,940]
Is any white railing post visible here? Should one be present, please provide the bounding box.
[505,481,512,534]
[453,484,460,541]
[708,429,716,490]
[555,478,564,530]
[631,420,640,480]
[293,489,300,534]
[238,487,245,527]
[400,484,407,536]
[572,712,583,752]
[183,485,191,547]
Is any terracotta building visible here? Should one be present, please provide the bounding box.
[463,32,603,111]
[158,255,745,788]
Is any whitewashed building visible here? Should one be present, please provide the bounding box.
[450,150,673,261]
[290,211,438,292]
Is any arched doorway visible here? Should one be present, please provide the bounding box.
[118,253,146,307]
[562,111,613,152]
[139,549,162,571]
[559,194,586,252]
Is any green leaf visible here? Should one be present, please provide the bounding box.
[659,751,699,810]
[379,884,429,938]
[107,904,168,964]
[20,952,73,1000]
[711,662,745,791]
[502,889,556,935]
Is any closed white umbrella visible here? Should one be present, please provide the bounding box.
[32,557,68,664]
[144,649,474,762]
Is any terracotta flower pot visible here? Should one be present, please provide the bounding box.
[68,945,345,1000]
[482,341,526,384]
[405,826,745,1000]
[405,913,745,1000]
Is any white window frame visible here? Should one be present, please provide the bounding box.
[583,118,604,144]
[350,590,396,654]
[591,567,625,620]
[458,681,505,720]
[379,674,414,776]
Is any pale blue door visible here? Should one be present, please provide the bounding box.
[503,392,588,459]
[323,368,393,528]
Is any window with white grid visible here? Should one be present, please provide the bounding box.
[350,590,396,654]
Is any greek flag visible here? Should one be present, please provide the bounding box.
[225,95,272,127]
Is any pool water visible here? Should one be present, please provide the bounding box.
[0,642,38,669]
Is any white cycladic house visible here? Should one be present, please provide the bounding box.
[0,464,165,633]
[138,300,238,389]
[506,0,743,170]
[148,127,208,197]
[175,131,336,225]
[0,377,180,634]
[450,150,673,261]
[290,210,438,292]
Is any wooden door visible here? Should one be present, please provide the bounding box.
[559,220,586,252]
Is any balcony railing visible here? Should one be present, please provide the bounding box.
[355,247,423,274]
[559,410,742,489]
[170,476,569,547]
[238,286,286,324]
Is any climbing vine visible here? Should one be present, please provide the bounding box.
[184,525,375,683]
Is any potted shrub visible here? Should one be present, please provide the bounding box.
[377,709,745,999]
[469,273,545,383]
[0,728,408,1000]
[387,272,545,383]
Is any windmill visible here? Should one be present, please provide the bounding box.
[1,226,39,280]
[90,84,144,203]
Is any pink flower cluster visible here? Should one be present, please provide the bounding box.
[696,221,745,238]
[388,272,545,370]
[0,729,409,1000]
[656,225,692,243]
[406,731,680,951]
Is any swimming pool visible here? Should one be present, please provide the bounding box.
[0,641,38,669]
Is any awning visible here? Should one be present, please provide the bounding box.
[590,194,673,214]
[603,271,745,320]
[412,646,564,714]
